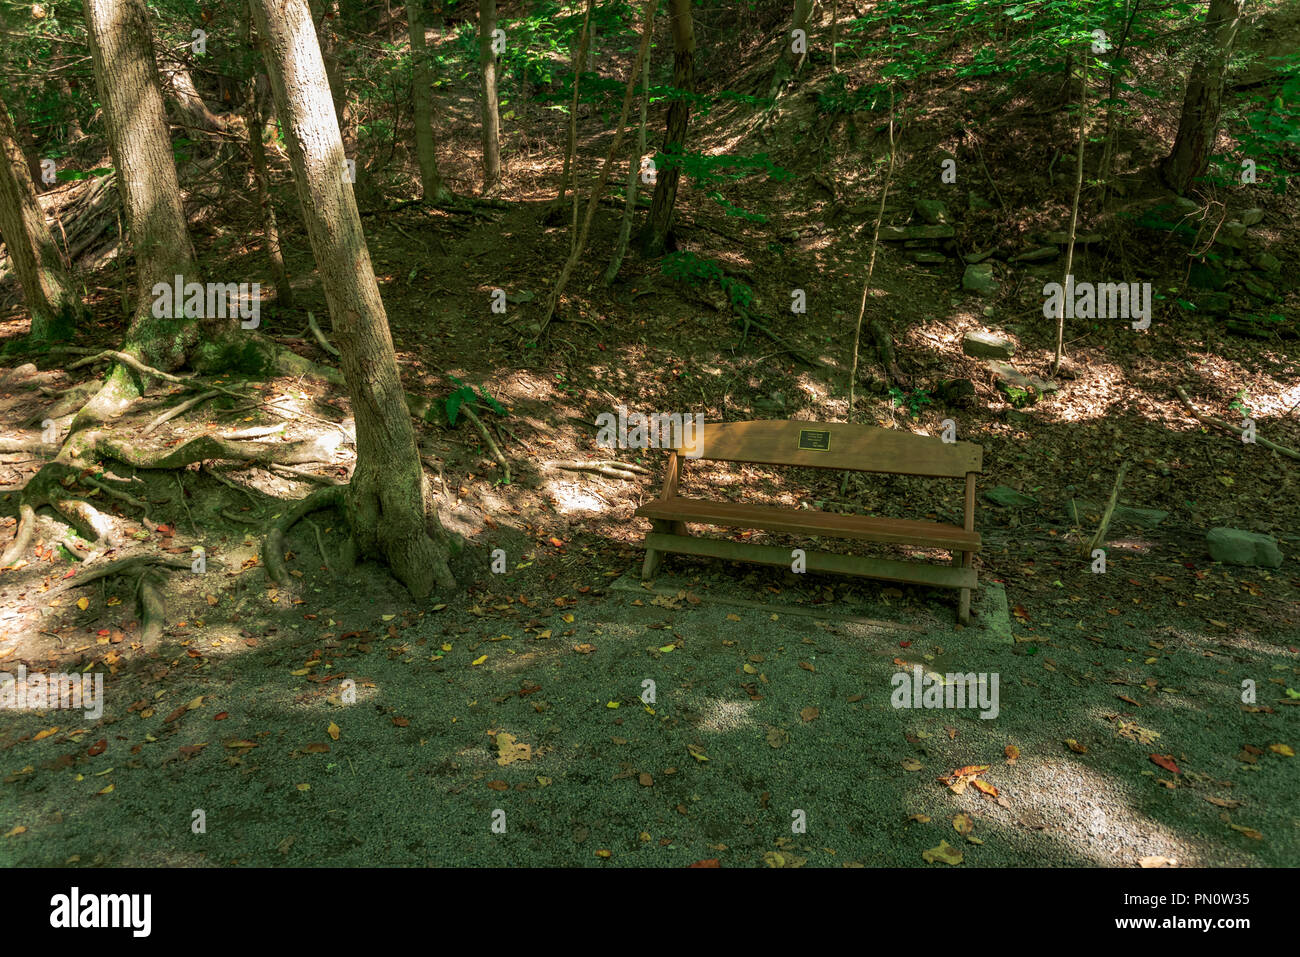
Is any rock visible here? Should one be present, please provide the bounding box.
[985,486,1037,508]
[1065,500,1168,530]
[962,330,1016,359]
[908,251,948,264]
[1198,292,1233,315]
[1189,259,1228,290]
[1044,231,1104,245]
[1224,257,1250,271]
[1216,220,1247,250]
[913,199,951,226]
[935,378,976,407]
[879,224,956,241]
[964,248,995,265]
[987,360,1059,394]
[962,263,999,296]
[1206,528,1283,568]
[1239,207,1264,227]
[1239,275,1276,300]
[1009,246,1058,263]
[1251,251,1281,274]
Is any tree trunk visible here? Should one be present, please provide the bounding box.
[603,36,651,285]
[407,0,453,203]
[251,0,456,598]
[1160,0,1246,194]
[160,58,230,135]
[82,0,203,425]
[0,87,84,341]
[769,0,815,100]
[478,0,502,193]
[642,0,694,256]
[312,0,352,152]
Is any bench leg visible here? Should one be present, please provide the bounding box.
[642,519,673,579]
[953,549,972,625]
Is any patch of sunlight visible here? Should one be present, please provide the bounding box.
[546,480,607,516]
[693,695,759,735]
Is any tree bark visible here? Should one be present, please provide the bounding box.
[82,0,203,425]
[407,0,453,203]
[642,0,695,256]
[1160,0,1246,194]
[769,0,815,100]
[244,5,293,307]
[0,87,84,341]
[251,0,456,598]
[478,0,502,193]
[603,35,651,285]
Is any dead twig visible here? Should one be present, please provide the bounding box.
[1174,385,1300,460]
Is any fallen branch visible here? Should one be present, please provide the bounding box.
[1174,385,1300,460]
[461,405,511,484]
[1083,460,1131,557]
[547,459,651,480]
[307,311,341,357]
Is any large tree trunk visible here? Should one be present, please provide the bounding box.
[251,0,456,597]
[1160,0,1246,194]
[768,0,815,100]
[407,0,453,204]
[478,0,502,193]
[0,88,84,341]
[642,0,694,256]
[82,0,203,426]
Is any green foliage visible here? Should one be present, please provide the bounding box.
[887,386,933,418]
[1228,389,1253,418]
[445,375,506,427]
[660,252,754,313]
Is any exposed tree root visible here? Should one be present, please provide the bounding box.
[68,350,251,401]
[137,568,167,645]
[264,484,348,585]
[0,503,37,567]
[142,389,220,436]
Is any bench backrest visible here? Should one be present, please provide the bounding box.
[673,420,981,478]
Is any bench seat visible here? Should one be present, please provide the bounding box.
[635,498,981,552]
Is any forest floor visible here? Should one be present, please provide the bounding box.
[1,12,1298,866]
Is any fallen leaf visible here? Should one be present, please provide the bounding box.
[922,840,963,865]
[1065,739,1088,754]
[952,813,973,836]
[799,706,819,723]
[1150,753,1181,775]
[1004,744,1020,764]
[327,721,340,741]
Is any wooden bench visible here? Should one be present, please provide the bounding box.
[633,420,983,623]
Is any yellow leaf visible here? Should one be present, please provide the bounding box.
[97,784,114,795]
[297,783,311,791]
[562,614,574,623]
[76,597,89,610]
[32,727,59,741]
[595,849,612,859]
[185,695,204,711]
[441,643,452,652]
[922,840,963,865]
[1268,743,1294,757]
[471,655,488,666]
[4,825,27,838]
[290,668,310,676]
[606,701,620,709]
[327,722,340,741]
[659,645,675,653]
[688,745,709,762]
